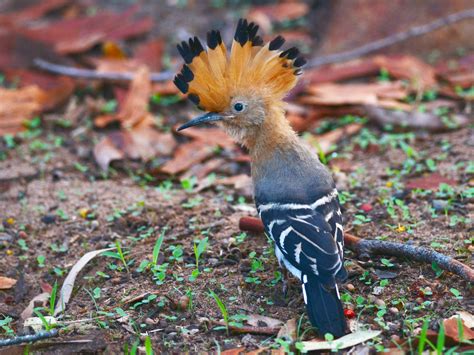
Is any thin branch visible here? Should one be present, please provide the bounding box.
[33,58,175,82]
[307,8,474,68]
[239,217,474,283]
[210,320,280,335]
[34,8,474,82]
[0,329,59,347]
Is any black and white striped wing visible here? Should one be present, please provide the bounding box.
[258,189,346,286]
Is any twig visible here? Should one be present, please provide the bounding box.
[33,58,175,82]
[239,217,474,283]
[210,320,280,335]
[307,8,474,68]
[0,329,59,347]
[33,9,474,83]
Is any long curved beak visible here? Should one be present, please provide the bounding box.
[177,112,225,131]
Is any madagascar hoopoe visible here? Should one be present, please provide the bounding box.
[174,19,348,337]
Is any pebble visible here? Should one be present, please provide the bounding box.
[432,199,449,211]
[208,258,219,266]
[145,318,156,325]
[346,283,355,292]
[177,295,190,311]
[375,299,386,307]
[372,286,384,296]
[41,214,56,224]
[90,220,99,230]
[389,307,399,314]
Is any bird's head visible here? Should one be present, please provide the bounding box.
[174,19,306,146]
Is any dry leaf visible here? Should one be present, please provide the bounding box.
[181,158,226,180]
[277,318,297,341]
[365,106,469,132]
[301,330,382,351]
[0,85,47,135]
[93,67,176,169]
[405,173,457,190]
[20,6,152,55]
[134,38,164,72]
[452,311,474,329]
[444,316,474,342]
[246,314,283,328]
[177,127,236,149]
[21,292,50,320]
[249,2,309,23]
[94,123,176,170]
[305,123,363,154]
[54,247,115,316]
[161,140,215,175]
[373,55,436,91]
[302,82,409,110]
[0,276,17,289]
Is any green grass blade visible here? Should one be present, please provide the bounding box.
[209,289,228,334]
[49,281,58,316]
[152,230,165,266]
[437,322,445,355]
[144,335,153,355]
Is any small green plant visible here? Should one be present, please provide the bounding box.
[209,289,229,335]
[190,237,208,281]
[144,335,153,355]
[49,281,58,316]
[0,316,14,335]
[152,230,165,267]
[115,240,130,274]
[37,255,46,268]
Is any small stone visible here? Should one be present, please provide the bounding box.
[145,318,156,325]
[208,258,219,266]
[368,295,377,303]
[389,307,399,314]
[90,220,99,230]
[41,214,56,224]
[177,295,190,311]
[17,231,27,239]
[375,299,386,307]
[432,199,449,211]
[158,320,168,328]
[391,334,401,343]
[372,286,384,296]
[346,283,355,292]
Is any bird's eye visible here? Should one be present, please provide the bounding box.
[233,102,245,112]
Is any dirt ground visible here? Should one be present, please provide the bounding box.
[0,0,473,353]
[0,119,472,353]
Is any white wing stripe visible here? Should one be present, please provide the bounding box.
[279,227,293,250]
[258,188,338,212]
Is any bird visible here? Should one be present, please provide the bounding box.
[174,19,348,337]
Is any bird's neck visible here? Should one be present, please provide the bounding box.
[245,104,300,167]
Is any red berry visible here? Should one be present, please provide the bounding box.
[360,203,373,213]
[344,309,356,319]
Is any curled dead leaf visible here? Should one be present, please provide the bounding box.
[161,140,215,175]
[0,276,17,289]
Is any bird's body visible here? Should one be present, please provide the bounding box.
[174,19,348,337]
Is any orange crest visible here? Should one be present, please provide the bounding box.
[174,19,306,112]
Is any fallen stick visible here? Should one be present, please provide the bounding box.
[239,217,474,283]
[0,329,59,347]
[34,8,474,82]
[210,320,280,336]
[307,7,474,68]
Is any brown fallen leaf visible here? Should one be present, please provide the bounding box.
[0,276,17,289]
[0,0,71,24]
[93,67,176,169]
[365,105,469,132]
[373,55,437,91]
[5,70,75,110]
[306,58,380,84]
[305,123,363,154]
[21,292,50,320]
[20,6,152,55]
[277,318,297,341]
[405,173,457,190]
[246,314,283,328]
[444,316,474,342]
[248,2,309,24]
[0,85,47,135]
[301,82,410,111]
[181,158,226,180]
[177,127,236,149]
[161,140,214,175]
[94,122,176,170]
[134,38,165,72]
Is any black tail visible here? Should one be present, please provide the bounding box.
[302,274,348,338]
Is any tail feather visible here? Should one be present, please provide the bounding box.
[302,274,348,338]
